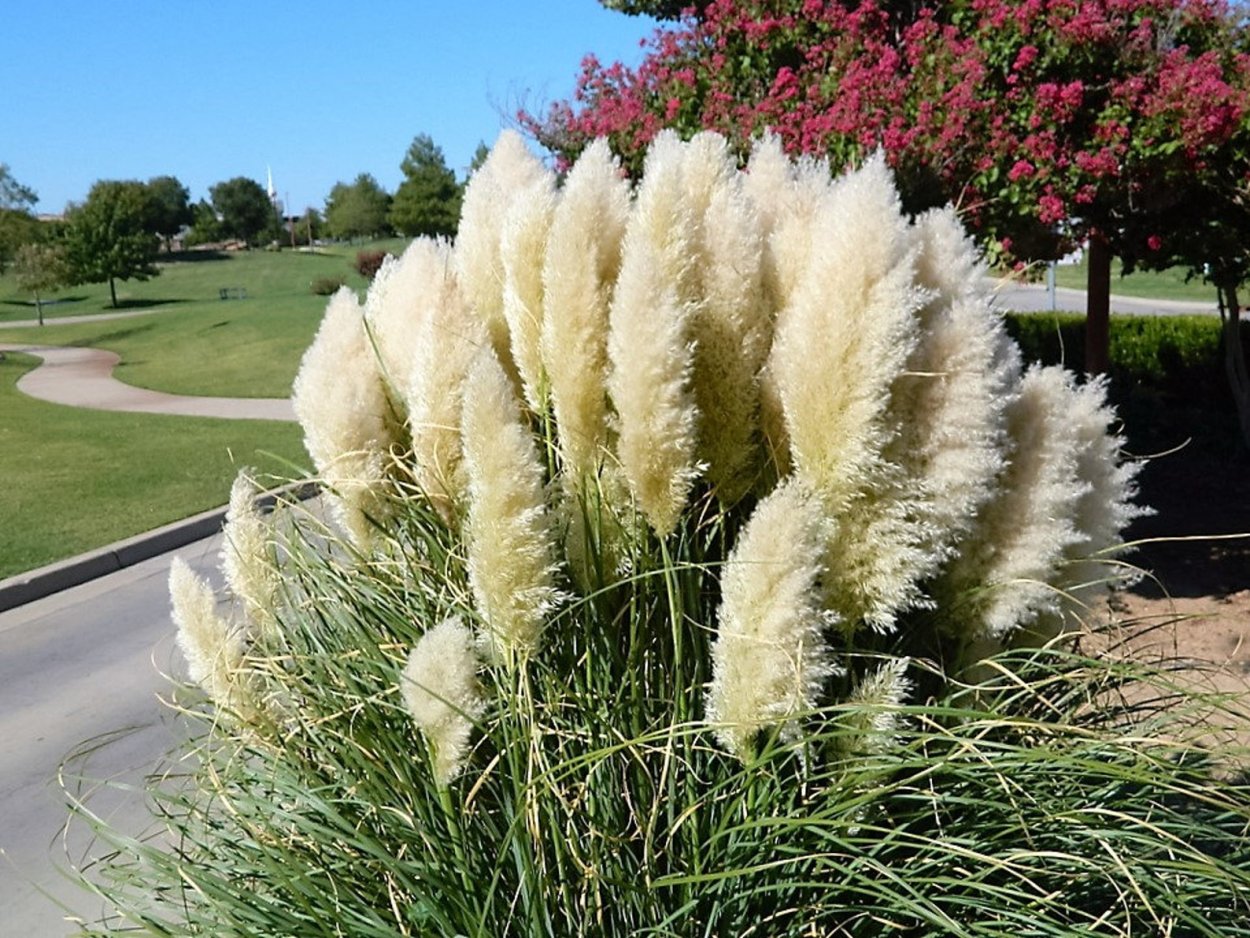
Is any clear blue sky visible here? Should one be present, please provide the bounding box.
[3,2,660,215]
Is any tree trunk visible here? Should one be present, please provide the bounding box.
[109,277,118,308]
[1085,230,1111,376]
[34,290,44,326]
[1218,284,1250,449]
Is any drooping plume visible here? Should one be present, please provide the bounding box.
[461,348,562,664]
[401,616,485,786]
[707,481,837,761]
[170,557,248,713]
[939,365,1090,641]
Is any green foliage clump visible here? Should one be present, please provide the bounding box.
[1007,312,1250,408]
[309,275,346,296]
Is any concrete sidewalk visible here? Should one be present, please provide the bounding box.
[1,343,295,421]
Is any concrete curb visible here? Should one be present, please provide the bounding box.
[0,483,317,613]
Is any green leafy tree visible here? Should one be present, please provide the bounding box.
[467,140,491,177]
[145,175,193,252]
[63,180,160,308]
[210,177,278,246]
[0,163,39,273]
[598,0,707,19]
[12,242,69,326]
[388,134,461,238]
[324,173,392,241]
[185,199,224,246]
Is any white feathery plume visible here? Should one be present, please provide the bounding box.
[292,287,401,547]
[940,365,1089,640]
[893,208,1021,555]
[1038,376,1146,634]
[766,155,926,631]
[461,348,562,664]
[501,172,558,412]
[456,130,550,383]
[769,153,922,507]
[608,131,701,535]
[401,617,485,786]
[364,238,452,411]
[540,138,631,485]
[707,481,837,761]
[169,557,248,711]
[683,132,771,503]
[405,240,488,522]
[821,209,1022,632]
[220,470,280,637]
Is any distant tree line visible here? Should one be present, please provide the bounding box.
[1,131,482,316]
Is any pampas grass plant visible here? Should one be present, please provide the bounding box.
[73,132,1250,937]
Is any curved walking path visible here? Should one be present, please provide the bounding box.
[0,343,295,421]
[0,307,164,329]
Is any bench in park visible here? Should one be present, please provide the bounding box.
[219,286,248,300]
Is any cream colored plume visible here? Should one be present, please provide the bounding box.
[769,153,922,507]
[456,130,550,383]
[405,240,487,522]
[819,208,1021,633]
[608,131,701,535]
[501,173,557,411]
[292,287,402,547]
[541,138,631,484]
[1041,376,1145,633]
[894,207,1020,553]
[220,470,279,637]
[683,132,770,504]
[401,617,485,786]
[364,238,454,410]
[461,348,561,664]
[707,482,837,760]
[940,365,1089,640]
[170,557,248,712]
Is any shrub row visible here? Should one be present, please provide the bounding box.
[1006,312,1250,410]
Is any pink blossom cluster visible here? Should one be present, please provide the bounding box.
[522,0,1250,266]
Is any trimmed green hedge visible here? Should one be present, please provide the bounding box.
[1005,313,1250,409]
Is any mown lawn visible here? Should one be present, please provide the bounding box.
[0,352,309,579]
[0,239,409,398]
[1048,255,1218,302]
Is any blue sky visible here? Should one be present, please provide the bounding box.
[3,2,660,215]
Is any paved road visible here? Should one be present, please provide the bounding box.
[0,532,224,938]
[0,343,294,421]
[988,278,1219,316]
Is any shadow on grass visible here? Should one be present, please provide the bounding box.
[109,298,187,311]
[157,250,229,264]
[1,296,89,309]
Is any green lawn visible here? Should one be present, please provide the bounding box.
[0,239,410,397]
[1047,256,1218,303]
[0,352,309,579]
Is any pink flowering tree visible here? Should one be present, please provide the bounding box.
[524,0,1250,375]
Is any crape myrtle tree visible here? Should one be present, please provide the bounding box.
[210,176,279,246]
[525,0,1250,376]
[389,134,462,238]
[63,180,160,308]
